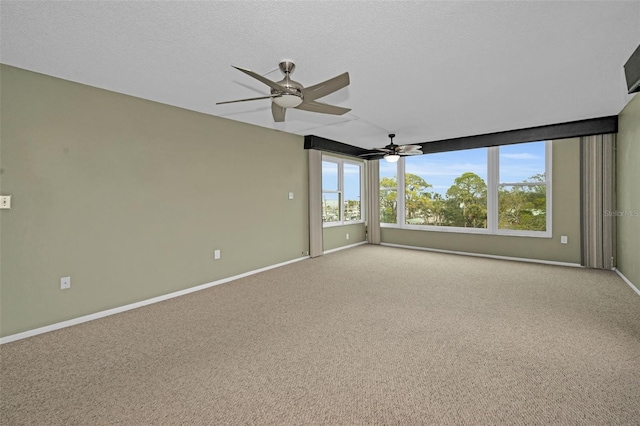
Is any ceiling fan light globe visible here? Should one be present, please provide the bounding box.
[273,94,303,108]
[384,154,400,163]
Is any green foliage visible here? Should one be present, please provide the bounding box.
[380,171,546,231]
[380,176,398,224]
[498,173,546,231]
[444,172,487,228]
[405,173,433,224]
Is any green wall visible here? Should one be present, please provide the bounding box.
[617,93,640,287]
[323,223,366,252]
[0,65,309,337]
[381,138,581,264]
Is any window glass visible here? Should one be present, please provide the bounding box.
[498,141,547,231]
[322,161,338,191]
[404,148,488,228]
[379,161,398,224]
[344,163,361,221]
[499,142,546,183]
[322,192,341,223]
[498,185,547,231]
[322,156,363,225]
[381,141,550,235]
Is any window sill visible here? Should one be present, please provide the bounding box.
[323,221,365,228]
[381,223,552,238]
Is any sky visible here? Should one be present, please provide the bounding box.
[380,141,546,197]
[323,161,362,200]
[323,141,546,200]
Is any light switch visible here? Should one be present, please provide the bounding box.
[288,192,294,200]
[561,236,568,244]
[0,195,11,209]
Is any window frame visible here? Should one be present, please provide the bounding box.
[322,155,365,227]
[492,141,552,237]
[381,141,552,238]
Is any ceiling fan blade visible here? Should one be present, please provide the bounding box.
[272,103,286,122]
[359,152,387,157]
[295,100,351,116]
[399,144,422,151]
[216,95,278,105]
[232,66,297,95]
[398,145,423,154]
[301,72,350,102]
[401,151,423,156]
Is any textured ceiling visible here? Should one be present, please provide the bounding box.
[1,1,639,149]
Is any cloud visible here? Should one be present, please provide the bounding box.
[406,161,487,177]
[500,153,541,160]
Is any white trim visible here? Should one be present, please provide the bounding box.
[487,146,499,233]
[322,154,365,226]
[0,255,310,345]
[323,220,365,228]
[324,241,367,254]
[382,223,552,238]
[397,157,406,226]
[613,268,640,297]
[380,243,582,268]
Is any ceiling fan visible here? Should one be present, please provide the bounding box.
[360,134,423,162]
[217,61,351,122]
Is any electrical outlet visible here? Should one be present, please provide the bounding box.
[61,276,71,290]
[346,233,350,240]
[561,236,568,244]
[0,195,11,209]
[214,250,221,260]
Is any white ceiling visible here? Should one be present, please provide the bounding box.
[1,1,639,149]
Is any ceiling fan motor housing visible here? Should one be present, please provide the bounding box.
[273,61,304,108]
[272,80,303,108]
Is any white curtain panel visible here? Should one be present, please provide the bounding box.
[581,134,615,269]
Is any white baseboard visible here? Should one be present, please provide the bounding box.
[0,255,310,345]
[323,241,368,254]
[613,268,640,297]
[380,243,583,268]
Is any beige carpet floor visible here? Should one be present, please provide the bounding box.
[1,245,639,425]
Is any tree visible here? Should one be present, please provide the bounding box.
[380,173,433,224]
[404,173,433,224]
[498,173,546,231]
[429,193,446,226]
[380,176,398,224]
[444,172,487,227]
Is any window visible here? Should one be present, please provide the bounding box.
[497,141,549,233]
[322,156,364,225]
[380,141,551,236]
[379,160,398,224]
[403,148,488,228]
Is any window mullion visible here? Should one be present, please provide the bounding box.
[359,163,365,223]
[397,157,406,226]
[487,147,499,233]
[338,159,343,224]
[545,140,552,236]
